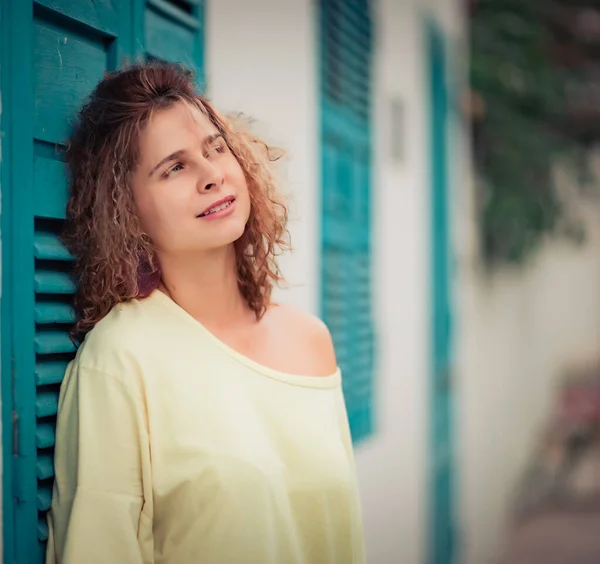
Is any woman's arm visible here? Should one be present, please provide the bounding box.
[46,362,152,563]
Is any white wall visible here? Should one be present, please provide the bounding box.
[367,0,429,558]
[205,0,319,314]
[207,2,467,564]
[370,2,468,563]
[456,193,600,564]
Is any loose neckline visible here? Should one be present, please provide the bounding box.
[148,289,341,389]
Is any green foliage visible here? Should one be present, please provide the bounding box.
[470,0,594,267]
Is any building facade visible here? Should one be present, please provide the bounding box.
[0,1,467,563]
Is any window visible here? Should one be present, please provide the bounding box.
[319,0,375,442]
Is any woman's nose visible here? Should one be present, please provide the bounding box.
[198,161,224,192]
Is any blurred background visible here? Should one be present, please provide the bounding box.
[1,0,599,563]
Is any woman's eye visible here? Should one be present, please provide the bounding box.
[162,162,184,179]
[208,144,226,157]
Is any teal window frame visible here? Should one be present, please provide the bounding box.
[425,17,456,564]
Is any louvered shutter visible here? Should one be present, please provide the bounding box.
[319,0,375,442]
[2,1,204,561]
[145,0,204,77]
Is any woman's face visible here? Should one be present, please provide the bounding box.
[130,101,250,257]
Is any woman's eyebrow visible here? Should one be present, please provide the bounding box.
[148,134,224,178]
[203,133,224,147]
[148,150,186,178]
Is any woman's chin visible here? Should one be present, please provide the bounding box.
[194,224,248,251]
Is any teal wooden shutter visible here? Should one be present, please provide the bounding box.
[319,0,375,442]
[143,0,204,79]
[0,1,204,562]
[5,3,132,562]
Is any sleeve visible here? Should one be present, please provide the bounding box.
[335,381,367,564]
[45,362,153,564]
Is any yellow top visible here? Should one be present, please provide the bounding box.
[46,290,365,564]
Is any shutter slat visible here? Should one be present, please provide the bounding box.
[34,270,76,294]
[37,487,52,512]
[36,392,59,418]
[33,232,72,261]
[36,423,55,449]
[147,0,200,29]
[35,302,76,324]
[37,455,54,480]
[36,360,69,386]
[322,0,370,116]
[35,330,76,355]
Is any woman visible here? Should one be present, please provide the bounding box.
[46,62,365,564]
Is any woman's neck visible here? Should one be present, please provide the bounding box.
[157,245,253,330]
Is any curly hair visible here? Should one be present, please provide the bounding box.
[64,62,289,340]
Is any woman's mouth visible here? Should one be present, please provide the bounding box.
[198,196,236,219]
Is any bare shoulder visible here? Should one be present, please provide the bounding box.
[267,303,338,376]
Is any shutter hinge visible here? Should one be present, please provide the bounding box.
[12,409,19,456]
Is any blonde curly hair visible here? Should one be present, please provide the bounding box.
[64,62,289,340]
